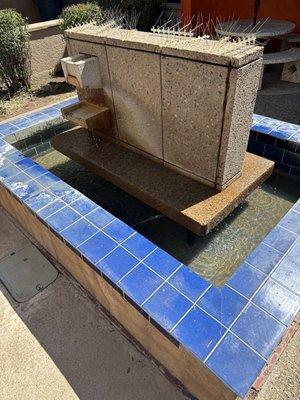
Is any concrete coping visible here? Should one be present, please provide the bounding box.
[65,26,263,67]
[29,19,62,33]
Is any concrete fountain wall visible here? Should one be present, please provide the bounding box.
[64,27,263,190]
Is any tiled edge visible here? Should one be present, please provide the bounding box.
[0,97,78,144]
[0,105,299,398]
[250,114,300,177]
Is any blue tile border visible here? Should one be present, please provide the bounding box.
[0,101,299,398]
[0,96,77,139]
[250,114,300,177]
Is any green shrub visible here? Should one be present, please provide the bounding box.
[60,2,102,31]
[0,9,31,95]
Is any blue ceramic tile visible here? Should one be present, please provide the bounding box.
[251,124,272,135]
[247,140,265,156]
[26,190,57,212]
[143,283,192,331]
[276,138,296,152]
[25,164,47,178]
[257,133,276,145]
[123,233,156,260]
[288,238,300,263]
[263,225,297,254]
[4,171,32,189]
[102,219,135,243]
[283,151,300,168]
[253,279,300,325]
[49,181,74,198]
[119,264,163,305]
[206,333,265,397]
[260,117,282,129]
[13,181,42,202]
[41,107,60,117]
[0,164,20,180]
[280,210,300,235]
[6,150,24,163]
[46,206,81,232]
[294,202,300,213]
[55,98,78,109]
[0,157,11,170]
[173,306,226,360]
[246,243,282,274]
[61,188,82,204]
[249,131,257,141]
[269,127,292,140]
[227,262,266,298]
[61,218,98,247]
[78,231,117,264]
[290,132,300,144]
[37,199,65,219]
[275,161,291,174]
[276,122,300,136]
[252,114,264,125]
[98,247,139,282]
[36,171,61,187]
[291,167,300,177]
[168,266,210,302]
[85,207,115,229]
[143,248,182,279]
[197,286,247,327]
[271,255,300,295]
[11,117,30,127]
[264,145,284,162]
[27,112,48,122]
[232,304,285,359]
[0,123,17,135]
[70,196,98,216]
[15,157,35,170]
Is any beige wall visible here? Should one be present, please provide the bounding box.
[29,20,66,76]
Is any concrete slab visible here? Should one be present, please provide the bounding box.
[0,275,188,400]
[52,127,274,235]
[0,244,58,302]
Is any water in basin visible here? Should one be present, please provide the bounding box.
[31,141,299,286]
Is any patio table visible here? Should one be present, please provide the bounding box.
[215,19,295,39]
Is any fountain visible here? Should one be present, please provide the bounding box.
[54,22,274,235]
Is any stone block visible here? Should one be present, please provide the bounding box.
[106,46,163,159]
[68,39,118,138]
[216,59,263,189]
[161,55,228,186]
[65,29,263,189]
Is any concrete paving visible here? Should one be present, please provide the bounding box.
[0,206,299,400]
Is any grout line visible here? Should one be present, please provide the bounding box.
[140,264,184,307]
[169,284,213,333]
[115,246,158,284]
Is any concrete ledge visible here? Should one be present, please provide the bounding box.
[28,19,62,33]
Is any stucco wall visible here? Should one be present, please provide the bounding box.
[29,20,66,76]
